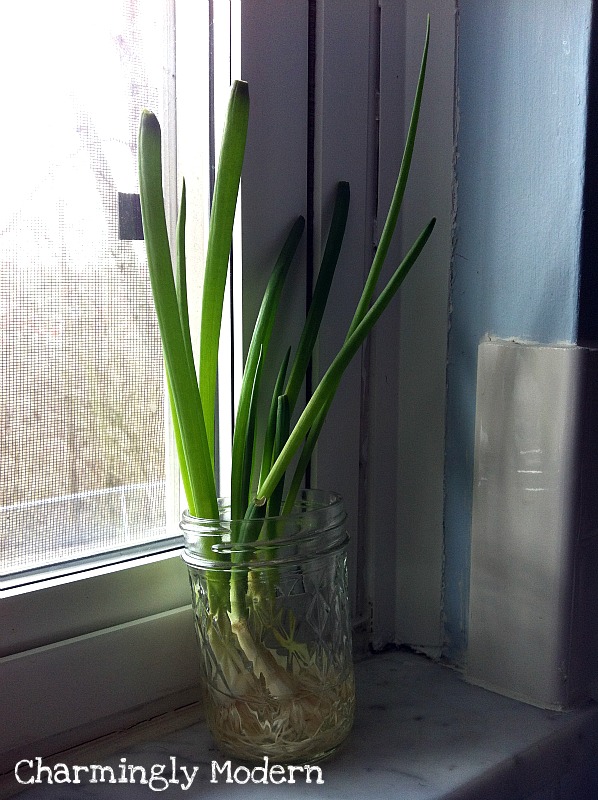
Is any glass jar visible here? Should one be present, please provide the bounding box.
[181,489,355,764]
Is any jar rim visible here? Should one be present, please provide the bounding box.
[180,488,343,527]
[179,488,347,569]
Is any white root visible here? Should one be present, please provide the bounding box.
[230,616,296,699]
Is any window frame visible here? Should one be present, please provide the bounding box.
[239,0,453,653]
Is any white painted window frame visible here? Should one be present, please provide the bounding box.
[0,0,455,769]
[239,0,453,654]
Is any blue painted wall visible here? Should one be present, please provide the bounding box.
[444,0,593,661]
[580,7,598,344]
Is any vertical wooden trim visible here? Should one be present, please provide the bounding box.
[366,0,454,652]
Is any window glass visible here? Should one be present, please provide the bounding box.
[0,0,171,581]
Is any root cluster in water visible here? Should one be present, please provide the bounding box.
[204,666,355,763]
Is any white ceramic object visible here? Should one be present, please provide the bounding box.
[466,339,598,709]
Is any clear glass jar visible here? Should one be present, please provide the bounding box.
[181,489,355,764]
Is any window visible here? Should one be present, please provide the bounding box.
[1,0,211,766]
[1,0,453,768]
[0,0,175,588]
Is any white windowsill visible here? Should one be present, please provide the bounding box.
[3,650,598,799]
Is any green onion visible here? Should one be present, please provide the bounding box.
[139,13,436,715]
[230,217,304,520]
[285,181,350,412]
[256,217,436,505]
[259,347,292,489]
[139,17,434,605]
[138,110,217,519]
[199,81,249,469]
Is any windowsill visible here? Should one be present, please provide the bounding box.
[3,650,598,799]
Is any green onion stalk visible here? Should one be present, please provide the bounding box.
[139,19,434,692]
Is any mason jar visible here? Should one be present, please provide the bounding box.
[180,489,355,764]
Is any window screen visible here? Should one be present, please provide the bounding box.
[0,1,172,580]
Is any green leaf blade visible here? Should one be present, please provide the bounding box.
[200,80,250,468]
[236,346,264,522]
[138,110,217,518]
[257,217,436,502]
[259,347,292,488]
[266,393,290,519]
[349,15,430,337]
[175,179,195,375]
[230,216,304,518]
[285,181,350,412]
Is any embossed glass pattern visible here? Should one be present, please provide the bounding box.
[181,490,355,763]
